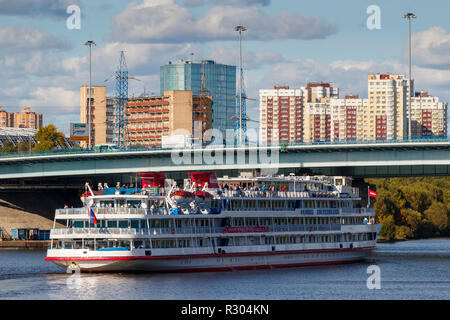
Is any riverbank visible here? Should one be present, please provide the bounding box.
[0,189,80,239]
[0,240,49,250]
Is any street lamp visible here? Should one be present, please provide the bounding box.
[85,40,96,149]
[403,13,416,141]
[235,25,246,145]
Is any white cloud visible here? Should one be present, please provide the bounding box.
[208,45,283,69]
[0,0,81,19]
[407,26,450,69]
[112,0,337,43]
[0,25,71,52]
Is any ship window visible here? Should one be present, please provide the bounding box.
[107,221,117,228]
[134,241,144,249]
[119,220,128,228]
[73,221,84,228]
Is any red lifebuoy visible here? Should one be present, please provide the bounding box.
[308,226,313,232]
[171,228,175,235]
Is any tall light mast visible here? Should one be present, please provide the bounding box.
[404,12,416,141]
[84,40,96,149]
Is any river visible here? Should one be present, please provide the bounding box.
[0,238,449,300]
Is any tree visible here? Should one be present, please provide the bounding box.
[0,141,16,153]
[17,140,34,152]
[424,201,449,234]
[379,215,396,240]
[33,125,66,151]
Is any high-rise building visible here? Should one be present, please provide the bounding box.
[329,96,368,142]
[367,73,412,140]
[13,107,43,129]
[259,86,305,145]
[80,85,108,146]
[411,91,447,137]
[160,60,236,132]
[259,74,447,145]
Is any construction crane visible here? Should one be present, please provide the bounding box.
[104,51,140,149]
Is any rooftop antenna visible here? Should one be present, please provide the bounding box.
[235,25,246,146]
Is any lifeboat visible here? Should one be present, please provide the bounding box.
[170,190,195,206]
[80,190,103,205]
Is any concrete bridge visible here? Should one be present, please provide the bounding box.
[0,140,448,188]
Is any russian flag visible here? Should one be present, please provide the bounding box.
[89,208,98,225]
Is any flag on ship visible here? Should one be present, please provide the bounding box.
[89,208,98,225]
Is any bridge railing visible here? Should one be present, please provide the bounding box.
[0,136,449,159]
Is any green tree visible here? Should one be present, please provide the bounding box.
[0,141,17,153]
[17,140,34,152]
[424,201,449,234]
[33,125,66,151]
[379,215,396,240]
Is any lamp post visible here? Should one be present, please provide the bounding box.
[235,25,246,145]
[85,40,96,149]
[403,13,416,141]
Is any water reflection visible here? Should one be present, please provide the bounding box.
[1,238,450,300]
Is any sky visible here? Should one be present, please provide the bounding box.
[0,0,450,134]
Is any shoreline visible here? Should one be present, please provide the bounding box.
[0,240,49,250]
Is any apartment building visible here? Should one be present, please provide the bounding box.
[126,90,213,148]
[259,74,447,145]
[329,96,368,142]
[0,107,14,127]
[0,107,42,129]
[259,86,305,145]
[367,73,412,140]
[303,82,339,103]
[411,91,448,137]
[80,85,108,146]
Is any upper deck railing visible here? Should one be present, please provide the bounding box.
[221,190,358,198]
[0,136,448,159]
[55,207,375,217]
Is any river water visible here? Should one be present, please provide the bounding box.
[0,238,449,300]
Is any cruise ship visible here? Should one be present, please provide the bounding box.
[45,172,381,273]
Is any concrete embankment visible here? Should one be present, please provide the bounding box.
[0,189,81,243]
[0,240,49,249]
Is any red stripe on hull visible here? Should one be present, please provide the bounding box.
[45,246,376,262]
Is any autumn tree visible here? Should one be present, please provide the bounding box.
[33,125,67,151]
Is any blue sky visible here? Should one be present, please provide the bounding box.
[0,0,449,134]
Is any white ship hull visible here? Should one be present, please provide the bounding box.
[46,246,375,273]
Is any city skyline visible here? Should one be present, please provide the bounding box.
[0,0,449,135]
